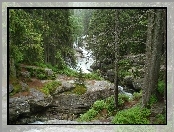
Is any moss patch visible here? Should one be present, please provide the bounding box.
[40,81,61,95]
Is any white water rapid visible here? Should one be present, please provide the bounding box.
[73,36,94,73]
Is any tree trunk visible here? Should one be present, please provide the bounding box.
[142,9,164,107]
[114,9,119,108]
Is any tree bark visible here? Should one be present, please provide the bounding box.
[142,9,164,107]
[114,9,119,108]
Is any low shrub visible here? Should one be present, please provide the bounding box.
[78,108,98,122]
[41,81,61,95]
[93,100,106,111]
[105,95,115,113]
[132,90,142,101]
[111,105,151,124]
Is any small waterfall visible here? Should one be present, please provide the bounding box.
[73,36,94,73]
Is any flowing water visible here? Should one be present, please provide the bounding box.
[73,36,94,73]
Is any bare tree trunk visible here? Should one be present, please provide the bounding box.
[142,9,164,107]
[142,9,154,107]
[114,9,119,108]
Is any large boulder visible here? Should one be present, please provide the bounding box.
[9,97,30,122]
[28,88,53,112]
[123,76,143,91]
[44,68,54,77]
[132,78,144,91]
[9,88,53,124]
[123,76,134,87]
[54,80,75,95]
[90,61,100,70]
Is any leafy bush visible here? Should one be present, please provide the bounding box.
[132,91,142,100]
[41,81,61,95]
[93,100,106,111]
[111,105,151,124]
[117,93,130,107]
[58,66,78,77]
[78,108,98,122]
[157,80,165,95]
[37,73,47,80]
[105,95,115,113]
[149,94,158,106]
[119,94,130,102]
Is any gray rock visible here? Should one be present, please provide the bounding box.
[45,68,54,76]
[132,78,144,91]
[106,69,115,82]
[20,71,30,78]
[20,82,29,91]
[54,81,75,94]
[123,76,133,86]
[29,88,53,108]
[90,62,100,70]
[75,48,83,54]
[9,97,30,122]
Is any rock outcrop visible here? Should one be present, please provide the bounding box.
[9,80,115,124]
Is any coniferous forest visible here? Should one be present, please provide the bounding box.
[8,8,166,124]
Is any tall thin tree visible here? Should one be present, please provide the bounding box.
[114,9,119,108]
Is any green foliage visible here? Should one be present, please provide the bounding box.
[41,81,61,95]
[157,80,165,95]
[154,114,166,124]
[118,93,130,107]
[55,50,66,70]
[119,93,130,102]
[78,108,98,122]
[111,105,151,124]
[92,100,106,112]
[25,67,45,79]
[37,73,47,80]
[105,95,115,113]
[58,66,78,77]
[69,15,84,42]
[132,91,142,100]
[83,72,103,80]
[76,68,85,84]
[149,94,158,106]
[9,77,22,96]
[71,83,87,95]
[9,45,23,63]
